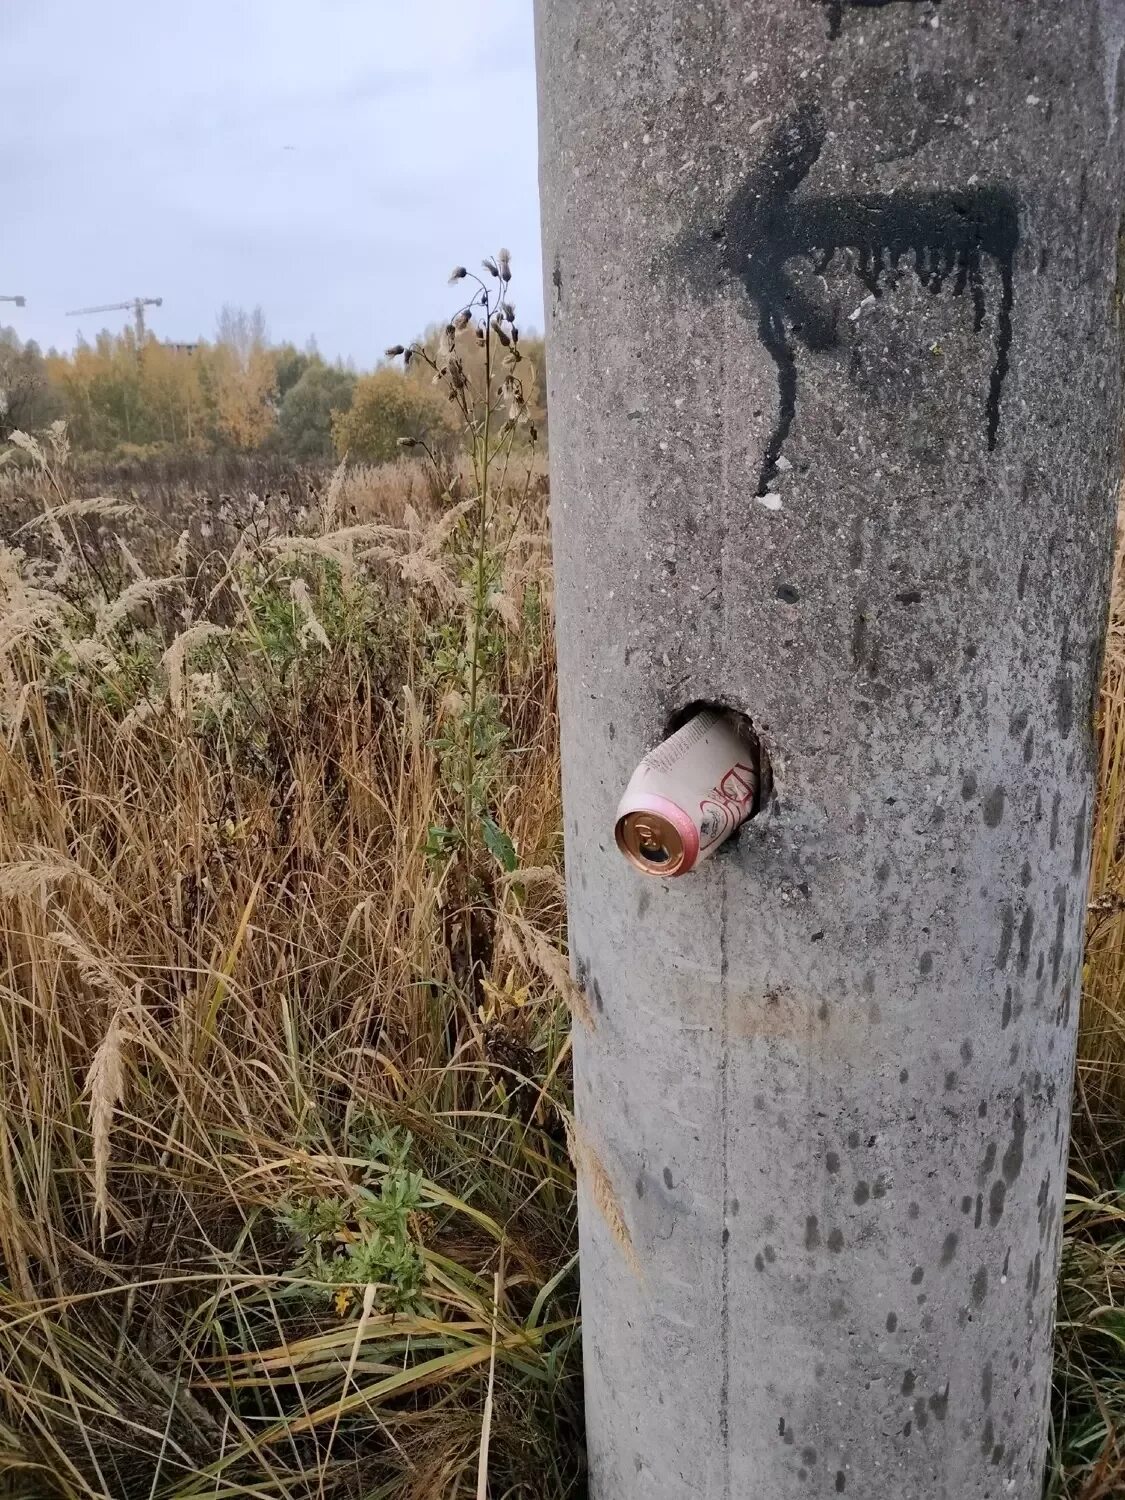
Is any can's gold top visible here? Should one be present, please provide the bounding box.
[615,810,688,876]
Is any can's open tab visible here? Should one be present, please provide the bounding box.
[614,709,763,877]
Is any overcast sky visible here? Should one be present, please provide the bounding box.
[3,0,543,365]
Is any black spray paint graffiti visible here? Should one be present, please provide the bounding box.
[823,0,940,40]
[708,104,1018,494]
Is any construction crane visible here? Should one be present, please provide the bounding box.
[66,296,162,343]
[0,296,26,308]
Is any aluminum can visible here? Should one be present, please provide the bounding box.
[614,709,759,877]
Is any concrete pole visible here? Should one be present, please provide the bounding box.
[535,3,1124,1497]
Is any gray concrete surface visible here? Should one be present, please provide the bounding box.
[535,2,1125,1495]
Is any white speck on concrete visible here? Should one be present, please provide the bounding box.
[849,293,878,323]
[756,493,783,512]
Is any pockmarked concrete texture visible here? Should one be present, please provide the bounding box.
[535,1,1125,1495]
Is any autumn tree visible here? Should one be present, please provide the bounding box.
[274,341,318,400]
[29,297,545,461]
[203,305,278,450]
[132,340,207,449]
[47,333,146,450]
[0,328,59,440]
[276,363,357,460]
[332,367,456,462]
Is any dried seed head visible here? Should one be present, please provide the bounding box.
[290,576,330,651]
[495,326,511,348]
[163,622,228,714]
[488,590,521,631]
[443,324,456,354]
[403,348,413,367]
[497,247,512,281]
[448,266,468,283]
[440,688,466,720]
[453,309,472,330]
[482,257,499,278]
[384,344,405,358]
[501,301,515,320]
[86,1004,128,1246]
[397,436,417,448]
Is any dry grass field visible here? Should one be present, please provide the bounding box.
[0,415,1124,1496]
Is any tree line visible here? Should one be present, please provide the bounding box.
[0,304,546,464]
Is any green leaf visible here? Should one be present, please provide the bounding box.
[480,813,517,871]
[422,824,458,860]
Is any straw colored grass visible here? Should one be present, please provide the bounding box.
[0,449,581,1499]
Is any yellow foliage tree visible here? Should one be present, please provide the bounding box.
[203,343,277,450]
[34,298,544,459]
[135,341,208,449]
[332,367,457,462]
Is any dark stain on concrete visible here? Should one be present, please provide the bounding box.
[977,1141,997,1185]
[983,786,1006,827]
[1002,1094,1026,1184]
[1072,797,1088,876]
[1017,906,1034,975]
[989,1178,1007,1227]
[996,903,1014,969]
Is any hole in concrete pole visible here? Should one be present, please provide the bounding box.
[664,700,774,817]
